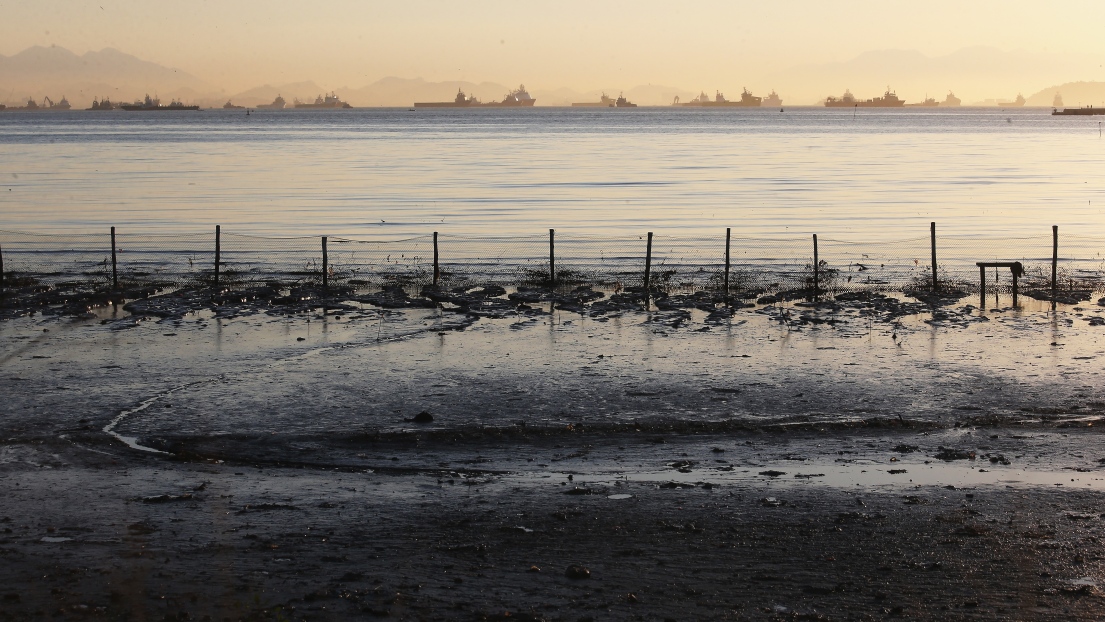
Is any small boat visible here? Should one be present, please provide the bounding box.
[615,93,637,108]
[907,96,939,107]
[223,100,245,110]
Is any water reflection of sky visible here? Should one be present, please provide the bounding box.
[2,108,1103,240]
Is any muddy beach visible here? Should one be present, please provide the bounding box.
[4,288,1105,620]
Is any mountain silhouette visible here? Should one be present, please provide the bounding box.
[0,45,214,106]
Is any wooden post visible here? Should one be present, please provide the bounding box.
[812,233,819,298]
[930,221,937,292]
[979,265,986,308]
[1051,225,1058,304]
[549,228,556,287]
[110,226,118,289]
[433,231,439,287]
[643,232,653,293]
[0,240,5,290]
[1012,264,1019,307]
[321,236,328,288]
[724,227,731,302]
[214,225,221,287]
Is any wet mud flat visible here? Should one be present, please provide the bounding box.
[6,432,1105,621]
[3,291,1105,619]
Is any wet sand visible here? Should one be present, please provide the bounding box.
[3,293,1105,620]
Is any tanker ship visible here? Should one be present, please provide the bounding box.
[825,88,905,107]
[677,89,762,107]
[294,92,352,109]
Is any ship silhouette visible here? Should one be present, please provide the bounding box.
[415,85,536,108]
[825,88,905,108]
[676,89,762,107]
[256,95,286,110]
[572,92,617,107]
[87,97,116,111]
[294,92,352,109]
[762,90,783,107]
[121,94,200,111]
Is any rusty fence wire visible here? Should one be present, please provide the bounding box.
[2,227,1104,301]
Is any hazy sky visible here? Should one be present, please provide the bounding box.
[5,0,1105,92]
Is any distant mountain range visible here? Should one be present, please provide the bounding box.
[765,47,1100,104]
[1027,81,1105,107]
[2,45,1102,108]
[0,45,215,105]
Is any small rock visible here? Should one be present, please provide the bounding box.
[565,564,591,580]
[410,411,434,423]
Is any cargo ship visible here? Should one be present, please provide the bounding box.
[1053,93,1064,108]
[997,94,1025,107]
[825,88,905,107]
[1052,106,1105,116]
[572,92,616,107]
[44,96,70,110]
[87,97,117,111]
[121,94,200,111]
[6,97,39,111]
[943,91,961,107]
[762,90,782,107]
[256,95,286,110]
[677,89,761,107]
[294,92,352,109]
[415,85,536,108]
[223,100,245,109]
[5,96,70,111]
[615,93,637,108]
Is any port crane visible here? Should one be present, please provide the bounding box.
[42,96,54,108]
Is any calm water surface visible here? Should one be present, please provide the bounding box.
[1,108,1103,241]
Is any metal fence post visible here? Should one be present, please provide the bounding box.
[110,226,118,289]
[812,233,819,298]
[1051,225,1058,304]
[930,221,938,292]
[643,232,653,294]
[321,236,328,288]
[214,225,221,288]
[724,227,731,301]
[549,228,556,287]
[433,231,439,286]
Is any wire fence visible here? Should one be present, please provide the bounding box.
[2,225,1104,303]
